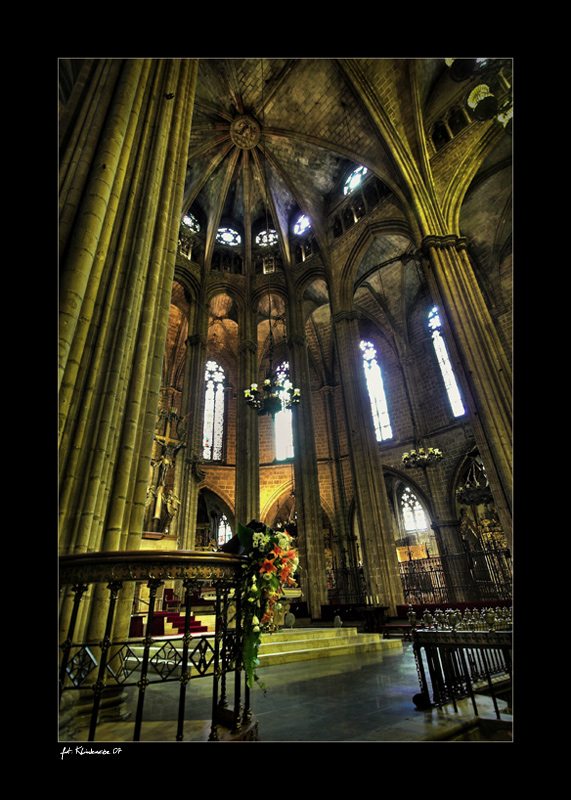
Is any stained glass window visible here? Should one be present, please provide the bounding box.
[401,486,428,532]
[216,227,241,246]
[182,212,200,232]
[343,165,368,195]
[293,214,311,235]
[256,229,278,246]
[217,514,232,545]
[360,340,393,441]
[203,361,225,460]
[275,361,294,460]
[428,307,465,417]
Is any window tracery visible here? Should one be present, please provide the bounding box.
[203,360,225,461]
[360,340,393,442]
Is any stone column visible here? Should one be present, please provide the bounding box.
[332,310,404,615]
[236,335,261,528]
[288,332,328,620]
[421,235,512,545]
[431,519,475,603]
[176,323,209,551]
[58,59,198,725]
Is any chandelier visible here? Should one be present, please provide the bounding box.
[456,457,493,506]
[244,357,300,418]
[402,447,443,469]
[445,58,512,135]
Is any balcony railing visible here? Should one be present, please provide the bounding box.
[59,550,256,742]
[410,607,512,719]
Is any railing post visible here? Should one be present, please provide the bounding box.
[176,579,196,742]
[209,585,225,741]
[59,582,88,700]
[88,580,123,741]
[133,578,163,741]
[232,584,242,735]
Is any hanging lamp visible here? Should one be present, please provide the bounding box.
[244,60,301,419]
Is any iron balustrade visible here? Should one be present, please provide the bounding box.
[59,550,255,742]
[411,612,512,719]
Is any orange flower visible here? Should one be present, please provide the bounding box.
[259,558,277,574]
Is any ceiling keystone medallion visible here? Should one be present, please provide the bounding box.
[230,115,261,149]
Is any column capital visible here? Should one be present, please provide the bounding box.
[186,333,207,349]
[421,234,469,254]
[288,332,307,349]
[238,339,257,356]
[331,309,361,325]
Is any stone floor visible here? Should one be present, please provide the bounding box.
[66,642,512,746]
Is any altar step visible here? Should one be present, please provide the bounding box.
[256,627,401,667]
[124,626,401,679]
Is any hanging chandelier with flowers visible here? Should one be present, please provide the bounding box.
[402,447,443,469]
[244,364,300,418]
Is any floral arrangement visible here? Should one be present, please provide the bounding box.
[237,520,300,689]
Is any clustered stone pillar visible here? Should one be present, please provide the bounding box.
[332,310,403,615]
[176,323,209,551]
[59,59,198,651]
[288,332,328,619]
[235,297,261,528]
[421,235,512,546]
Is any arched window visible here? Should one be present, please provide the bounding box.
[428,307,465,417]
[275,361,294,460]
[400,486,428,533]
[360,340,393,441]
[203,360,225,460]
[217,514,232,546]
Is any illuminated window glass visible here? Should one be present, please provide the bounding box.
[293,214,311,235]
[217,514,232,546]
[256,229,278,246]
[275,361,294,460]
[428,307,465,417]
[343,165,368,195]
[203,361,225,460]
[401,487,428,532]
[360,341,393,441]
[182,212,200,232]
[216,227,241,246]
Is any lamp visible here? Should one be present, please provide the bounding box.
[445,58,512,135]
[244,61,301,419]
[402,447,443,469]
[456,456,493,506]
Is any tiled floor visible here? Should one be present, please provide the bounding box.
[68,643,512,744]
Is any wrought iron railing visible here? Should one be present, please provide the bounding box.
[410,606,512,719]
[398,540,512,605]
[59,550,256,742]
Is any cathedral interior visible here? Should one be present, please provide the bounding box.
[58,58,512,744]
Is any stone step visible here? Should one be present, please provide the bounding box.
[124,626,401,676]
[257,627,401,666]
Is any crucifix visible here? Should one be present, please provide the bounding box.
[146,406,187,532]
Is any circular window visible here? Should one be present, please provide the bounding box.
[343,165,368,195]
[182,212,200,232]
[293,214,311,235]
[256,229,278,247]
[216,227,242,246]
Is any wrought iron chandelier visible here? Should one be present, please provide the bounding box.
[456,457,493,506]
[244,60,301,419]
[445,58,512,135]
[402,446,443,469]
